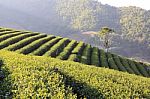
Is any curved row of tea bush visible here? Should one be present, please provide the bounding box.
[0,31,20,36]
[57,40,77,60]
[0,33,38,49]
[107,52,119,70]
[43,38,70,57]
[127,59,141,75]
[91,47,100,66]
[16,35,53,54]
[112,54,127,72]
[135,62,149,77]
[0,28,14,32]
[4,34,46,51]
[0,50,150,98]
[0,27,149,77]
[119,57,135,74]
[30,37,62,56]
[68,41,85,62]
[0,32,24,42]
[80,44,91,65]
[99,50,109,68]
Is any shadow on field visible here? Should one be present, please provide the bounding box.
[0,59,12,98]
[51,67,104,99]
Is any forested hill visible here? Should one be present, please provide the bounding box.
[55,0,150,62]
[0,0,150,62]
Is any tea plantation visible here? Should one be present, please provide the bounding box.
[0,50,150,98]
[0,27,149,77]
[0,27,150,98]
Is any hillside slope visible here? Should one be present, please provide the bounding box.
[0,0,150,62]
[0,50,150,98]
[0,27,149,77]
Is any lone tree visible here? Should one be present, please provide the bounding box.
[98,27,114,52]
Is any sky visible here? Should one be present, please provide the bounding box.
[99,0,150,10]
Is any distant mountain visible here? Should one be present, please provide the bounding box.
[0,4,50,31]
[0,0,56,20]
[0,0,149,62]
[0,0,72,36]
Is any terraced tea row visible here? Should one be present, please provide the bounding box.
[0,27,149,77]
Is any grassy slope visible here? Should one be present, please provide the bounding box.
[0,50,150,98]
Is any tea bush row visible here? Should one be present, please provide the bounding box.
[4,34,46,51]
[80,44,91,65]
[68,42,85,62]
[43,38,70,57]
[30,37,62,56]
[57,40,77,60]
[91,47,100,66]
[16,35,53,54]
[0,33,37,49]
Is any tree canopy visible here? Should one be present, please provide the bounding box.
[56,0,101,31]
[98,27,114,52]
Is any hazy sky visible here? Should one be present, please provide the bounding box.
[99,0,149,10]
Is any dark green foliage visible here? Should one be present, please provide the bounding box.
[143,64,150,76]
[5,34,46,51]
[68,41,85,62]
[0,32,24,42]
[91,47,100,66]
[31,37,62,56]
[99,50,109,68]
[134,62,149,77]
[107,52,119,70]
[43,38,70,57]
[0,58,11,98]
[71,41,85,54]
[127,59,142,75]
[0,58,3,66]
[0,58,4,81]
[0,33,38,49]
[119,57,135,74]
[112,54,127,72]
[80,44,91,65]
[0,31,20,36]
[57,40,77,60]
[16,36,52,54]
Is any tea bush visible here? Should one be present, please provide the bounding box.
[0,50,150,98]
